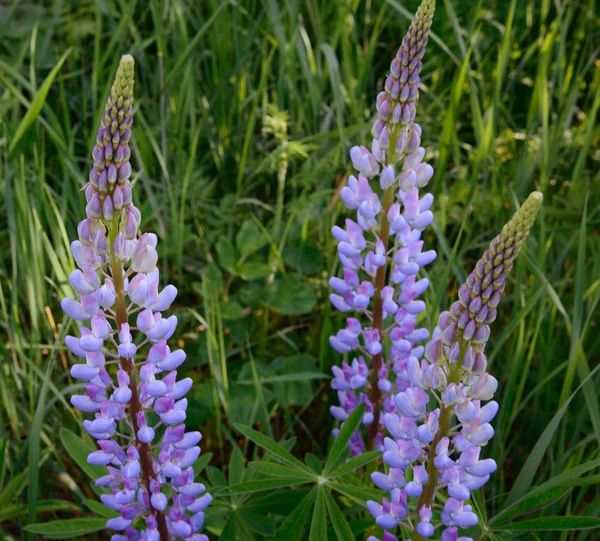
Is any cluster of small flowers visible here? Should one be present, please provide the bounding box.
[366,191,542,540]
[62,56,210,541]
[329,0,436,458]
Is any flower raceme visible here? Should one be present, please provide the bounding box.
[367,192,543,540]
[326,0,544,539]
[61,55,210,541]
[329,0,437,458]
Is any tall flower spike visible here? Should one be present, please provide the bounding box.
[330,0,436,456]
[368,192,543,541]
[62,56,210,541]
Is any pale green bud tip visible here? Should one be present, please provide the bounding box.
[499,191,543,246]
[112,55,135,102]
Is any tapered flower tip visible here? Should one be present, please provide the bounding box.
[113,55,135,101]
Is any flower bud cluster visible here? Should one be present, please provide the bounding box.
[367,192,543,540]
[62,56,210,541]
[84,55,139,236]
[329,0,436,457]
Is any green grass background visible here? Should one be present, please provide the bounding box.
[0,0,599,539]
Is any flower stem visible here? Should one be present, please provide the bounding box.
[109,224,169,541]
[367,186,395,450]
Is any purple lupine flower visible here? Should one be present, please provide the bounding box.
[329,0,437,458]
[61,55,210,541]
[367,192,543,540]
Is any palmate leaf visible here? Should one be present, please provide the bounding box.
[235,423,311,473]
[324,489,355,541]
[273,487,316,541]
[309,485,327,541]
[248,461,316,481]
[324,402,366,475]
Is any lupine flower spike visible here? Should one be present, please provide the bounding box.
[329,0,436,456]
[367,192,543,540]
[62,55,211,541]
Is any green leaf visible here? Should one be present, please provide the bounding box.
[490,486,570,525]
[202,262,223,296]
[264,276,317,315]
[495,516,600,531]
[82,499,119,519]
[237,262,271,281]
[328,481,383,506]
[309,486,327,541]
[194,452,214,479]
[282,239,324,274]
[238,510,276,536]
[235,424,311,472]
[223,477,307,495]
[236,219,269,259]
[330,450,382,478]
[324,403,366,475]
[228,446,245,486]
[24,518,107,539]
[324,489,354,541]
[58,429,105,489]
[219,515,236,541]
[206,465,228,488]
[216,237,236,271]
[220,301,246,321]
[9,48,73,155]
[244,489,310,515]
[248,461,315,481]
[0,469,28,507]
[273,487,315,541]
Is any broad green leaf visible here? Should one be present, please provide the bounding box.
[235,424,311,472]
[309,486,327,541]
[237,262,271,281]
[220,301,246,321]
[282,239,324,274]
[504,364,600,507]
[248,461,315,481]
[495,516,600,531]
[202,262,223,296]
[324,489,354,541]
[273,487,315,541]
[330,451,382,478]
[9,48,73,154]
[236,219,269,259]
[216,237,236,271]
[490,486,570,525]
[264,276,317,315]
[24,518,107,538]
[324,403,366,475]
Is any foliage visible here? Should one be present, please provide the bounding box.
[0,0,598,539]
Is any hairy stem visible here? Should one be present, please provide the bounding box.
[109,224,169,541]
